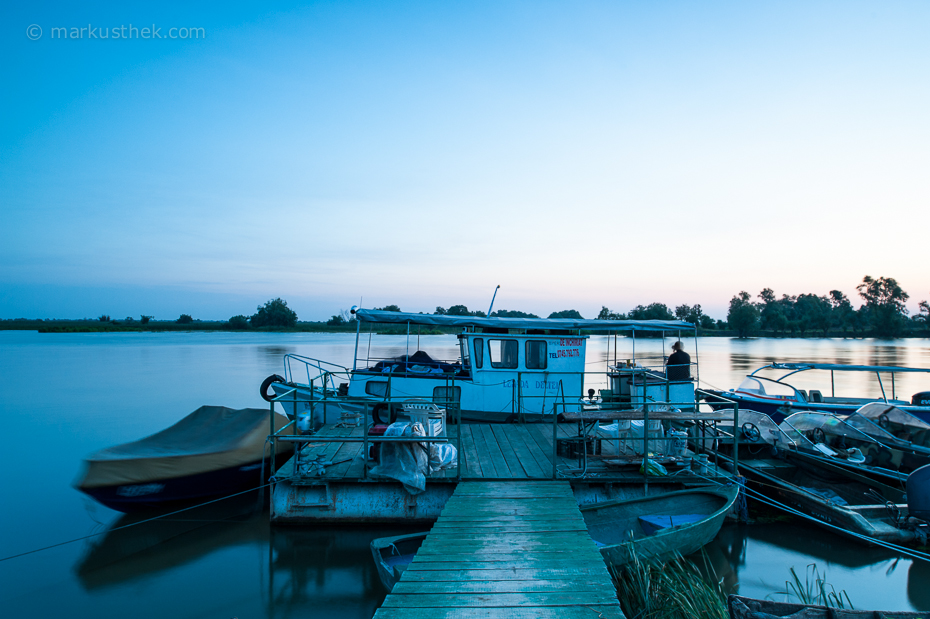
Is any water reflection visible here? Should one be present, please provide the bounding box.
[703,522,926,611]
[267,526,384,618]
[908,561,930,609]
[76,499,266,591]
[259,346,295,362]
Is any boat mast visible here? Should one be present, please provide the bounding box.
[487,285,500,316]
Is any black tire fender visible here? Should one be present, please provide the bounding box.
[260,374,286,402]
[372,402,398,425]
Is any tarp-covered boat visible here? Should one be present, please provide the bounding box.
[579,485,739,567]
[75,406,293,512]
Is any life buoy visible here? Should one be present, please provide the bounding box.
[260,374,286,402]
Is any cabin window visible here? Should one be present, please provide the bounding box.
[488,339,519,369]
[432,386,461,406]
[525,340,547,370]
[365,381,389,397]
[473,338,484,369]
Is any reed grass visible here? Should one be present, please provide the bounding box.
[609,551,728,619]
[779,564,853,609]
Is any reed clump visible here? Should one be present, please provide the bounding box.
[779,564,853,609]
[609,551,728,619]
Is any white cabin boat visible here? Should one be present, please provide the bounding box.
[262,308,697,423]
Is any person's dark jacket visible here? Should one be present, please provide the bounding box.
[666,350,691,381]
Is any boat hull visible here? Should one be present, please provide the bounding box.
[580,486,739,568]
[719,452,916,545]
[703,390,930,424]
[79,452,292,512]
[370,532,428,592]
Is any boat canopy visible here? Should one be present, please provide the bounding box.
[353,308,693,332]
[760,363,930,374]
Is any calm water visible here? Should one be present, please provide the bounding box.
[0,331,928,616]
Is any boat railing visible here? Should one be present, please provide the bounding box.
[263,373,735,483]
[266,386,466,482]
[283,354,352,391]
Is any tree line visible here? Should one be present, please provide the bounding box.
[727,275,929,338]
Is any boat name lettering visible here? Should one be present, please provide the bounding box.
[116,483,165,497]
[550,348,581,358]
[559,338,583,346]
[536,380,559,389]
[503,380,529,388]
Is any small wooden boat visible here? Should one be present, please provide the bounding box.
[75,406,293,512]
[370,532,428,592]
[579,485,739,567]
[727,594,925,619]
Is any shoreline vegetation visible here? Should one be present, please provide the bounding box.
[3,275,929,338]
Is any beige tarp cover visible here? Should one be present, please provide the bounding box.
[77,406,292,489]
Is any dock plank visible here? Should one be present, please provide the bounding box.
[490,424,529,478]
[469,423,500,478]
[477,425,512,478]
[374,480,620,619]
[459,425,484,478]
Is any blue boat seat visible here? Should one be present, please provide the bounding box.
[638,514,705,536]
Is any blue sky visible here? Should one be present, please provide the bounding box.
[2,1,929,321]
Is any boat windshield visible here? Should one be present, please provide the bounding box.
[855,403,930,432]
[736,377,797,399]
[738,410,796,447]
[842,413,898,442]
[779,412,878,445]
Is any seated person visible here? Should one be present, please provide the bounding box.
[666,341,691,381]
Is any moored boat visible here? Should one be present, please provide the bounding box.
[262,308,698,424]
[727,594,926,619]
[713,410,921,546]
[370,531,428,592]
[704,363,930,423]
[75,406,293,512]
[579,485,740,567]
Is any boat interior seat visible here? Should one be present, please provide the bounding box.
[797,389,808,401]
[638,514,706,536]
[809,390,823,403]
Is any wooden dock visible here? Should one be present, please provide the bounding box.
[373,481,624,619]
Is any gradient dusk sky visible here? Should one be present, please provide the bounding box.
[3,1,929,321]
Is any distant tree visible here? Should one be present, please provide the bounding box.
[326,314,347,326]
[176,314,193,324]
[491,309,540,318]
[758,288,784,334]
[434,306,447,315]
[375,304,402,312]
[251,298,297,328]
[597,306,626,320]
[699,315,716,330]
[828,290,854,336]
[548,309,584,319]
[227,315,250,330]
[857,275,909,337]
[628,303,674,321]
[716,319,727,330]
[98,314,110,322]
[727,291,760,338]
[446,305,472,316]
[917,298,929,329]
[140,315,152,324]
[795,294,832,337]
[674,304,704,326]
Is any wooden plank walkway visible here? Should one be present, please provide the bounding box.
[372,481,625,619]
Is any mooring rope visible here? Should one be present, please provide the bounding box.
[0,480,276,563]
